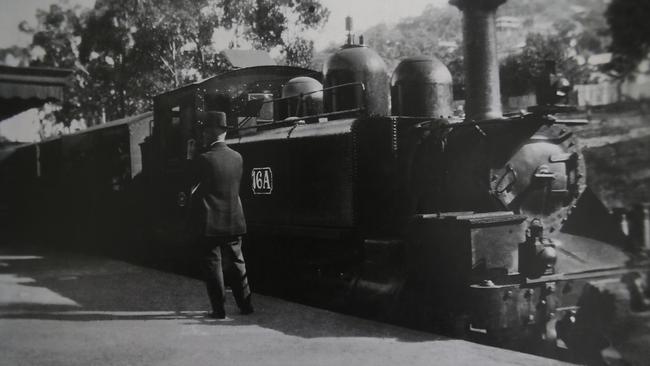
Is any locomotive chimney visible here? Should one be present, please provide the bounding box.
[450,0,506,121]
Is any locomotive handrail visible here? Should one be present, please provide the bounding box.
[545,117,589,125]
[408,113,588,139]
[440,115,551,129]
[411,117,518,131]
[239,81,367,127]
[231,108,365,131]
[264,81,366,104]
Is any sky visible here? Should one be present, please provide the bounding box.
[0,0,447,51]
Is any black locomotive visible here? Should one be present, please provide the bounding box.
[141,0,650,356]
[1,0,649,359]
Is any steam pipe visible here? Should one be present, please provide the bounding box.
[450,0,506,121]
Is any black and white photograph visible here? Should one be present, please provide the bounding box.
[0,0,649,365]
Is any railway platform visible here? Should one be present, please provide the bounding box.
[0,242,573,366]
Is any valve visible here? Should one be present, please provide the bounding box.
[521,219,557,278]
[556,309,577,347]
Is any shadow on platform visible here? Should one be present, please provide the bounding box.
[0,245,443,343]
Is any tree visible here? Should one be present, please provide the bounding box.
[499,11,607,98]
[605,0,650,78]
[23,4,83,69]
[15,3,91,126]
[363,5,463,74]
[9,0,329,127]
[500,33,591,97]
[284,38,315,68]
[0,46,32,67]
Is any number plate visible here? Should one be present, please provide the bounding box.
[251,167,273,195]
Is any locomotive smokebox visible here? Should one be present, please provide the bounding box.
[451,0,506,121]
[323,44,390,117]
[391,56,453,118]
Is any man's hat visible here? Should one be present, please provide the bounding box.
[197,111,230,129]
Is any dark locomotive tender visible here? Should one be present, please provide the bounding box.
[2,0,649,358]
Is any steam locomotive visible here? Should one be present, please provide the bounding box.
[2,0,649,359]
[143,0,650,356]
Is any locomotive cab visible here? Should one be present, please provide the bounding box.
[148,65,321,242]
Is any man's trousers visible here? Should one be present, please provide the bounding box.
[201,235,251,315]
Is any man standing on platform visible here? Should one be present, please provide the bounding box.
[194,111,253,319]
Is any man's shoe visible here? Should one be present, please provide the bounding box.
[208,311,226,319]
[239,304,254,315]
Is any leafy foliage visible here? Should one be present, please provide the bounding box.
[363,5,462,72]
[605,0,650,78]
[500,33,592,97]
[16,4,92,126]
[0,46,32,67]
[499,6,611,96]
[25,4,83,69]
[359,5,465,96]
[284,38,315,68]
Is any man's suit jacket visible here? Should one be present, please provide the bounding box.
[195,142,247,237]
